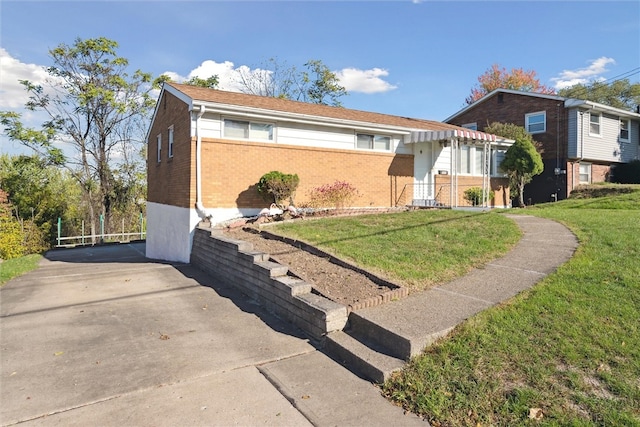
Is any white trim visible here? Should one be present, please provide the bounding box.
[156,133,162,162]
[619,118,630,143]
[589,112,601,137]
[525,111,546,134]
[168,125,174,158]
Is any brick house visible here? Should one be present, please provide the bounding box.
[445,89,640,205]
[146,83,512,262]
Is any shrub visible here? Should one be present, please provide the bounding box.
[257,171,300,206]
[463,187,495,206]
[308,181,360,209]
[611,160,640,184]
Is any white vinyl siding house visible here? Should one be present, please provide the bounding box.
[567,107,640,163]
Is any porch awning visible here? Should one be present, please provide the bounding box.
[409,129,497,144]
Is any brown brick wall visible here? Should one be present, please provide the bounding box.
[200,138,414,209]
[147,92,195,209]
[449,92,568,162]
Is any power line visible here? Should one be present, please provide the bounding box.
[559,67,640,99]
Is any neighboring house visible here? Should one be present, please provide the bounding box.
[445,89,640,204]
[146,83,513,262]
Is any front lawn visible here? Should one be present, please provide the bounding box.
[274,185,640,425]
[273,209,521,291]
[381,186,640,426]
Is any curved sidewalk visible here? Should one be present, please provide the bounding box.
[326,214,579,381]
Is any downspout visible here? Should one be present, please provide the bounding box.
[194,104,211,221]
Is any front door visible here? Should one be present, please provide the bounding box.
[413,142,433,202]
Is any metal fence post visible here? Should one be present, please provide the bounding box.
[57,217,61,247]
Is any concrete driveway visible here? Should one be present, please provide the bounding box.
[1,243,424,426]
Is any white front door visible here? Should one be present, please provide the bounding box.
[413,142,433,201]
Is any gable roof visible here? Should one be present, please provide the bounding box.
[445,88,640,122]
[164,82,468,133]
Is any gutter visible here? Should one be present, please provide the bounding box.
[194,104,210,220]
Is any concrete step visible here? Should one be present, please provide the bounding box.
[324,330,405,384]
[347,311,413,361]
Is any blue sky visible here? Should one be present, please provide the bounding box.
[1,0,639,155]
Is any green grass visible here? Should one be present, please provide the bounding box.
[272,209,521,290]
[0,254,43,286]
[381,185,640,426]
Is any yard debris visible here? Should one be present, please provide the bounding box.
[528,407,543,420]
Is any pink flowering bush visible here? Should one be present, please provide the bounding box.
[308,181,360,209]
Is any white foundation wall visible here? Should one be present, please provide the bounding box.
[146,202,201,263]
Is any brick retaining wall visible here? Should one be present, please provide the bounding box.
[190,226,348,340]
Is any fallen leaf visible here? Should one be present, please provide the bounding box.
[159,334,170,340]
[54,351,64,356]
[301,395,310,399]
[528,408,543,420]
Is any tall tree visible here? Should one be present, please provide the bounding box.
[466,64,555,105]
[486,122,544,207]
[237,58,347,106]
[0,37,156,240]
[558,78,640,112]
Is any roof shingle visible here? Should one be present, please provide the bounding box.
[167,82,464,132]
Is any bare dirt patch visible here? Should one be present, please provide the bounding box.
[223,225,406,309]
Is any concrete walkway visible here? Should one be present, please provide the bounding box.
[0,214,577,426]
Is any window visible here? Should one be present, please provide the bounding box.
[474,147,485,174]
[525,111,546,134]
[156,134,161,162]
[457,145,471,174]
[462,122,478,131]
[579,163,591,184]
[356,133,391,150]
[620,118,630,142]
[492,149,507,176]
[589,112,601,136]
[224,119,273,141]
[168,125,174,158]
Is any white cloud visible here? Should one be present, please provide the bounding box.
[335,67,398,94]
[162,61,398,95]
[0,47,50,109]
[551,57,615,89]
[160,60,249,92]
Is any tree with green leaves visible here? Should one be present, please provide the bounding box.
[466,64,555,105]
[558,78,640,112]
[237,58,347,106]
[0,37,156,240]
[485,122,544,207]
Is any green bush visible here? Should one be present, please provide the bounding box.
[463,187,495,206]
[257,171,300,206]
[611,160,640,184]
[308,180,360,209]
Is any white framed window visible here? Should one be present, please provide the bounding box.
[223,119,273,141]
[589,112,601,136]
[579,162,591,184]
[156,134,161,163]
[492,148,507,176]
[356,133,391,151]
[525,111,546,134]
[168,125,174,158]
[457,145,472,174]
[462,122,478,131]
[619,118,630,142]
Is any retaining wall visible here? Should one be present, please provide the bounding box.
[190,226,348,340]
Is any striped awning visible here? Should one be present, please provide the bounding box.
[409,129,498,143]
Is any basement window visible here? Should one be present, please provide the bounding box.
[224,119,273,141]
